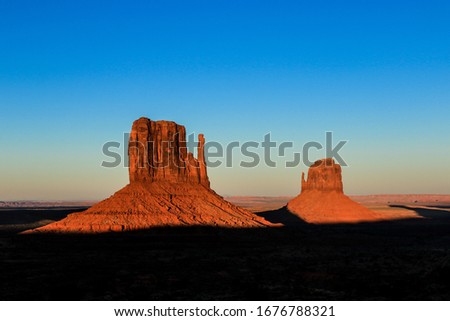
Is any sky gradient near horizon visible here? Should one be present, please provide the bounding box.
[1,0,450,200]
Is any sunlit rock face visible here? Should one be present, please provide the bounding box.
[128,118,209,187]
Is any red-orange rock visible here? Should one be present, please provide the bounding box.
[128,118,210,187]
[287,158,380,224]
[301,159,343,193]
[27,118,270,233]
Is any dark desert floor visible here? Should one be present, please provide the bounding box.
[1,195,450,300]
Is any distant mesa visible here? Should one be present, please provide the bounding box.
[287,158,380,224]
[27,117,270,233]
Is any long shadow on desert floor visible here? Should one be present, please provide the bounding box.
[0,207,88,233]
[256,206,309,227]
[389,204,450,221]
[1,207,450,300]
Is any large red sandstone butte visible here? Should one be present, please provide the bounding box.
[28,117,270,233]
[287,158,380,224]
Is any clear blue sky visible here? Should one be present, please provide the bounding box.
[1,0,449,200]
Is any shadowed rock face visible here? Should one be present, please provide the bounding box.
[28,117,270,233]
[288,158,380,224]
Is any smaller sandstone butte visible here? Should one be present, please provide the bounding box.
[287,158,380,224]
[27,117,270,233]
[301,158,343,193]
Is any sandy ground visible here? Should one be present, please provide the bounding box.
[1,194,449,233]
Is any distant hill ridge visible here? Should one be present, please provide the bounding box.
[0,201,96,208]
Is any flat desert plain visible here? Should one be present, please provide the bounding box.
[0,195,449,300]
